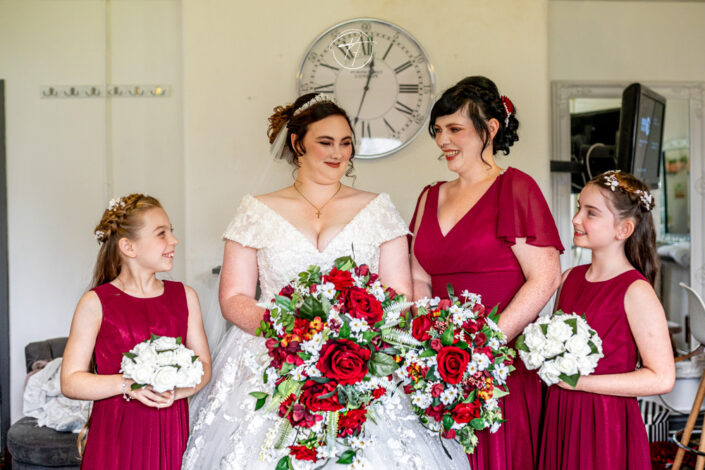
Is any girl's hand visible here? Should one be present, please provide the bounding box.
[556,378,580,390]
[125,380,175,408]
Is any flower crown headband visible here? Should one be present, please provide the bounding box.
[602,170,653,212]
[94,197,126,244]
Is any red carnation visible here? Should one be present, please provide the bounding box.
[337,408,367,437]
[317,339,371,385]
[436,346,471,385]
[372,387,386,399]
[323,267,354,291]
[289,445,318,462]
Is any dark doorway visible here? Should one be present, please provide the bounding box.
[0,79,9,460]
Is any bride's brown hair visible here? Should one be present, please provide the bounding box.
[267,93,356,176]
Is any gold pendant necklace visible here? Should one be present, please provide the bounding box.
[293,181,342,218]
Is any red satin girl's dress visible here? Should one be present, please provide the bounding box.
[411,167,564,469]
[539,265,651,469]
[81,281,189,470]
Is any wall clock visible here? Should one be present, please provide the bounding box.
[297,18,436,159]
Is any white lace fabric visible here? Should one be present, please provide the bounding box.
[183,193,467,470]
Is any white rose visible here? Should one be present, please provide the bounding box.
[134,343,158,364]
[556,353,579,376]
[542,339,565,358]
[523,324,547,352]
[575,320,591,339]
[130,362,155,385]
[152,336,177,350]
[546,320,573,343]
[156,349,176,366]
[575,355,595,375]
[522,351,545,370]
[537,360,561,385]
[176,362,204,388]
[151,366,179,393]
[590,334,603,351]
[565,335,591,357]
[173,348,195,368]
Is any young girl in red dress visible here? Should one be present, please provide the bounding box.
[61,194,211,470]
[539,171,675,469]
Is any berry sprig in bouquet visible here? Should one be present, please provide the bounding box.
[252,256,416,469]
[120,334,204,393]
[516,310,603,387]
[399,287,515,454]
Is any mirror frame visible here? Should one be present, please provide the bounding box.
[550,81,705,292]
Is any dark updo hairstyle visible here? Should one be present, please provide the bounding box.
[429,76,519,164]
[267,93,356,175]
[589,171,659,285]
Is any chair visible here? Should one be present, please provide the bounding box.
[673,283,705,470]
[6,337,81,470]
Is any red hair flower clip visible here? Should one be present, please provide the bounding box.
[501,95,514,127]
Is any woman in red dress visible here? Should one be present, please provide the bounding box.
[410,76,563,469]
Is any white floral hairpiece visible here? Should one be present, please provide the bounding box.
[107,197,126,211]
[94,230,107,243]
[635,189,653,212]
[603,170,621,191]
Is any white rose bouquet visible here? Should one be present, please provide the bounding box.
[516,311,603,388]
[120,334,204,393]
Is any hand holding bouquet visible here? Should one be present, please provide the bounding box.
[120,335,204,393]
[253,256,417,469]
[516,310,604,387]
[399,287,515,454]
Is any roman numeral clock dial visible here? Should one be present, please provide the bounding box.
[297,18,436,159]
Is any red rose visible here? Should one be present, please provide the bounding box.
[430,383,444,398]
[317,339,371,385]
[411,314,434,341]
[451,402,481,423]
[278,285,295,298]
[462,320,481,334]
[436,346,471,385]
[355,265,370,277]
[299,380,343,412]
[289,445,318,462]
[344,287,384,325]
[426,404,445,422]
[438,299,452,309]
[323,267,354,291]
[474,332,487,347]
[368,273,379,283]
[337,408,367,437]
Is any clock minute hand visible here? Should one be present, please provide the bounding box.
[354,58,375,125]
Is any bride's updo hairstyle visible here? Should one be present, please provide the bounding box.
[429,76,519,164]
[267,93,356,174]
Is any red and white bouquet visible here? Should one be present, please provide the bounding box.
[399,288,515,454]
[253,256,415,469]
[120,334,204,393]
[516,310,603,387]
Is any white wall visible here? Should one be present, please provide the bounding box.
[182,0,551,310]
[0,0,184,422]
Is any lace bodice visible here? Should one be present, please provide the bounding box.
[222,193,408,301]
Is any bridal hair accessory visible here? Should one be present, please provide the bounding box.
[602,170,653,211]
[500,95,514,127]
[270,94,339,161]
[94,197,127,244]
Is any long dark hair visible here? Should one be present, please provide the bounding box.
[589,171,659,284]
[429,76,519,164]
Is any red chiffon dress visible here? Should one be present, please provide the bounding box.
[411,167,564,469]
[81,281,189,470]
[539,265,651,470]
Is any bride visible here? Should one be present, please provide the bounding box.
[182,94,467,469]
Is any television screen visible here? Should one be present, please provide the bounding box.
[617,83,666,189]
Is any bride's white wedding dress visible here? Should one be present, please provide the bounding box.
[183,194,467,470]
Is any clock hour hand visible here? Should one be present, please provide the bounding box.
[354,58,375,125]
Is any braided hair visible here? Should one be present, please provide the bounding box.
[429,76,519,165]
[589,170,659,285]
[91,194,162,288]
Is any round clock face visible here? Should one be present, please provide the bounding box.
[297,18,436,159]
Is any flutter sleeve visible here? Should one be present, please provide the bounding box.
[366,193,411,246]
[222,195,268,249]
[496,168,564,253]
